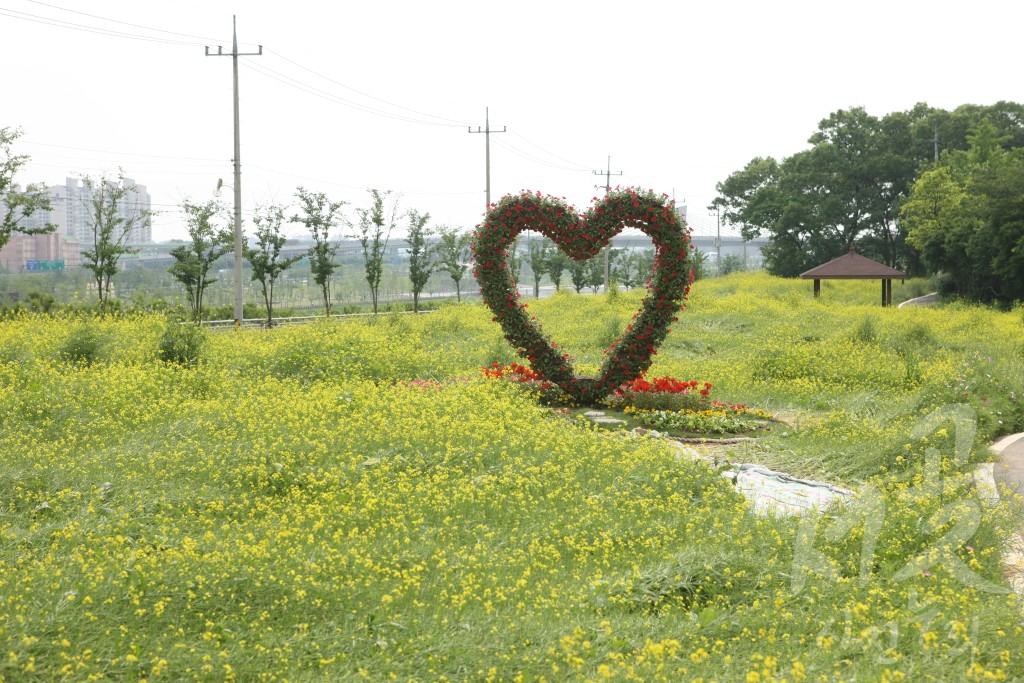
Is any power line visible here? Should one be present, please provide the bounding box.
[24,0,225,43]
[507,130,591,170]
[492,137,590,172]
[0,7,205,45]
[265,49,473,127]
[241,61,461,127]
[245,163,479,197]
[5,3,480,133]
[21,140,223,162]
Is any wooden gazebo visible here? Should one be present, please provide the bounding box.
[800,246,906,307]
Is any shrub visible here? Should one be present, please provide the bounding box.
[157,322,206,366]
[59,323,105,365]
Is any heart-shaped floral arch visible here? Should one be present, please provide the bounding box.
[473,188,693,404]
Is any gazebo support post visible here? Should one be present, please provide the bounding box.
[814,279,820,297]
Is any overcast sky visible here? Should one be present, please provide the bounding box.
[3,0,1021,241]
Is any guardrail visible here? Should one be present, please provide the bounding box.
[198,309,437,328]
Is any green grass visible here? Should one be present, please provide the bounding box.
[0,272,1022,681]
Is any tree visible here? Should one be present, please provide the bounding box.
[901,166,968,272]
[245,205,301,326]
[568,258,588,293]
[508,236,523,285]
[720,254,745,276]
[633,249,656,285]
[903,134,1024,304]
[79,172,152,306]
[405,209,433,312]
[292,187,346,316]
[586,254,604,293]
[526,237,548,298]
[168,199,232,322]
[689,249,710,280]
[711,107,931,276]
[611,248,634,289]
[434,225,471,302]
[354,189,399,314]
[544,240,568,291]
[1,127,55,252]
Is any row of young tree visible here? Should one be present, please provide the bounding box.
[509,240,657,296]
[2,128,477,322]
[169,187,477,324]
[710,101,1024,303]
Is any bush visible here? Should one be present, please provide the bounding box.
[158,322,206,366]
[59,323,105,365]
[935,273,958,299]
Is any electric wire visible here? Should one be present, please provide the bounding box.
[24,0,225,43]
[240,61,463,128]
[22,141,224,163]
[507,130,593,170]
[490,137,590,172]
[0,6,205,45]
[266,48,474,128]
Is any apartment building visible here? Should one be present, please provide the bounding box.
[8,176,152,245]
[0,232,82,273]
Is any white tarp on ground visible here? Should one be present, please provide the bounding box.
[643,430,856,516]
[721,464,856,516]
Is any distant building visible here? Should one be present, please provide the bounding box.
[0,232,82,273]
[7,176,152,246]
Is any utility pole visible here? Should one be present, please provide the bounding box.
[206,16,262,327]
[468,107,506,211]
[932,123,940,163]
[714,207,722,276]
[593,156,623,289]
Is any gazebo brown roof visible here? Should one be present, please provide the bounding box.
[800,246,906,306]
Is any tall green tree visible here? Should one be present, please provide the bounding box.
[611,248,635,289]
[354,189,398,314]
[168,199,232,322]
[405,209,433,312]
[434,225,471,302]
[245,205,301,326]
[526,237,549,298]
[568,258,588,293]
[716,102,1024,279]
[903,128,1024,304]
[720,254,745,276]
[688,249,709,281]
[711,106,944,276]
[508,236,523,285]
[544,240,568,291]
[0,127,55,252]
[633,249,656,285]
[79,172,152,306]
[586,253,604,293]
[292,187,346,316]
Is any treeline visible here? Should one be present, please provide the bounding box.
[169,187,476,325]
[711,101,1024,304]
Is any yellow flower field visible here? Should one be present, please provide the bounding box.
[1,272,1022,680]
